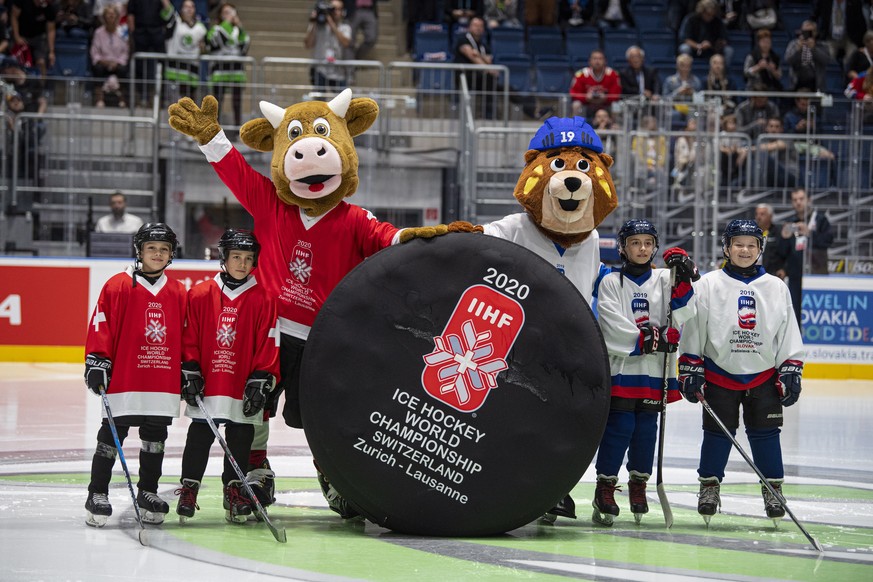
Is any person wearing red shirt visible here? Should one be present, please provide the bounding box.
[570,49,622,117]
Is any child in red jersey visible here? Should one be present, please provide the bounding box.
[175,229,280,523]
[84,223,187,528]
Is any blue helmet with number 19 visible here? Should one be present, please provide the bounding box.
[529,116,604,153]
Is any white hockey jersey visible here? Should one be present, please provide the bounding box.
[597,267,694,402]
[483,213,602,303]
[679,267,805,390]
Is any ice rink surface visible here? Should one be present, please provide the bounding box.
[2,363,872,581]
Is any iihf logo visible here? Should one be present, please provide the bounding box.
[216,312,238,348]
[632,298,650,327]
[738,296,757,329]
[289,244,313,284]
[144,308,167,345]
[421,285,525,413]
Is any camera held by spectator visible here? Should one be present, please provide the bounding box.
[314,1,334,24]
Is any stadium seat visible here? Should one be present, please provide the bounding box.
[495,53,533,93]
[602,30,639,65]
[535,62,573,94]
[52,37,89,77]
[781,8,808,36]
[640,32,675,63]
[566,28,600,64]
[528,26,565,58]
[414,29,451,62]
[490,28,525,57]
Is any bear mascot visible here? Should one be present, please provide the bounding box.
[168,89,448,520]
[450,115,620,520]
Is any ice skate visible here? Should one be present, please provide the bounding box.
[591,475,621,526]
[628,471,650,525]
[223,480,253,524]
[541,494,576,523]
[317,468,363,521]
[697,477,721,526]
[85,492,112,528]
[761,479,786,526]
[137,489,169,525]
[174,479,200,523]
[246,458,276,520]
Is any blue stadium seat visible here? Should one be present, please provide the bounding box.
[602,30,639,65]
[825,62,846,95]
[726,30,753,60]
[781,9,808,36]
[536,62,573,94]
[640,32,675,62]
[52,37,89,77]
[490,28,525,57]
[528,26,565,58]
[633,5,668,33]
[417,67,455,92]
[414,29,451,62]
[566,28,600,62]
[495,53,533,93]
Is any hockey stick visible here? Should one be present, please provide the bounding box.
[656,267,676,528]
[697,394,824,553]
[98,386,149,546]
[194,394,287,543]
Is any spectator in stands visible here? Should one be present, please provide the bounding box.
[453,15,502,118]
[812,0,868,66]
[754,203,792,280]
[678,0,733,65]
[662,53,701,126]
[671,116,699,188]
[743,117,799,189]
[704,53,734,94]
[92,0,127,27]
[570,49,621,117]
[631,114,668,188]
[57,0,94,40]
[90,4,129,108]
[591,107,617,153]
[783,91,817,134]
[784,21,831,92]
[741,0,777,32]
[128,0,174,105]
[845,65,873,121]
[667,0,695,35]
[594,0,634,30]
[734,82,779,140]
[447,0,484,27]
[484,0,521,29]
[718,113,745,185]
[2,57,47,184]
[846,30,873,81]
[561,0,595,28]
[525,0,557,26]
[305,0,351,89]
[789,187,834,275]
[208,2,250,130]
[0,7,10,56]
[165,0,207,100]
[95,192,145,234]
[743,28,783,92]
[10,0,58,79]
[345,0,378,60]
[619,46,661,101]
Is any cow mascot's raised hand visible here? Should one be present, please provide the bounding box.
[168,90,447,521]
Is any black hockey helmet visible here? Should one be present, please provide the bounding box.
[133,222,178,260]
[218,228,260,268]
[617,219,659,259]
[722,219,763,251]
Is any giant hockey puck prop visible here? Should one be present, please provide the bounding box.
[300,233,611,536]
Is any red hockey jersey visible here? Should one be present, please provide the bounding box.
[85,267,187,418]
[182,274,280,424]
[202,138,400,340]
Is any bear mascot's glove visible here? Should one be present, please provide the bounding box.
[243,371,276,417]
[168,95,222,146]
[663,247,699,300]
[85,353,112,395]
[181,361,205,406]
[678,355,706,403]
[776,360,803,407]
[398,224,450,243]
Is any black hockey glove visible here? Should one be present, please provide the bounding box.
[181,361,205,406]
[85,353,112,395]
[637,323,660,354]
[663,247,700,284]
[243,371,276,417]
[656,326,680,353]
[678,355,705,403]
[776,360,803,407]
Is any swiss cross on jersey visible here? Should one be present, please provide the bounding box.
[216,311,238,348]
[290,243,313,284]
[632,297,650,327]
[145,308,168,345]
[738,295,757,329]
[421,285,524,413]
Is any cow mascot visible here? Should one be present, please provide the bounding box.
[168,90,447,520]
